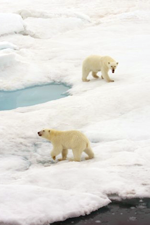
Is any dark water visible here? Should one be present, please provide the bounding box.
[52,198,150,225]
[0,83,70,110]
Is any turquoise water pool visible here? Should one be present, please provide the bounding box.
[0,83,70,110]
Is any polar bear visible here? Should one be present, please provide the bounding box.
[82,55,118,82]
[38,129,94,162]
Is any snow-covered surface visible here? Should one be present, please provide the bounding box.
[0,0,150,225]
[0,13,24,36]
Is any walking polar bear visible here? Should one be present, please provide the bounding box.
[38,129,94,162]
[82,55,118,82]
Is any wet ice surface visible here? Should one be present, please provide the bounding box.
[52,198,150,225]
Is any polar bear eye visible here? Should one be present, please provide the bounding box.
[43,130,45,132]
[49,130,50,132]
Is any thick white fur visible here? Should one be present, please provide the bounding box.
[82,55,118,82]
[38,129,94,162]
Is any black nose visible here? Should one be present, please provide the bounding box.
[37,132,41,136]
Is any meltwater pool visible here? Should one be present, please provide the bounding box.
[0,83,70,110]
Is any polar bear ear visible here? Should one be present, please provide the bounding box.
[116,62,119,64]
[108,62,110,64]
[48,130,50,132]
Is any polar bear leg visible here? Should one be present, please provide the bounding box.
[84,147,94,160]
[58,149,68,161]
[102,69,114,82]
[82,69,90,82]
[51,146,63,160]
[92,72,99,79]
[71,148,82,162]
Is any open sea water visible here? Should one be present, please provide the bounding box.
[52,198,150,225]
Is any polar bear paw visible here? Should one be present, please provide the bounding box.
[82,78,90,82]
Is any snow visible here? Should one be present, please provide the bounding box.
[0,185,109,225]
[0,13,24,36]
[24,17,90,39]
[0,0,150,224]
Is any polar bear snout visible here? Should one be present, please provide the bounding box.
[38,129,51,139]
[112,69,115,73]
[38,131,42,136]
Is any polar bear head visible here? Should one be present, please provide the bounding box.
[38,129,51,140]
[108,62,118,73]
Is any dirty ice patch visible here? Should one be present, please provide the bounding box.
[101,10,150,23]
[0,155,29,172]
[19,9,91,22]
[0,13,24,36]
[24,17,89,39]
[0,185,110,225]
